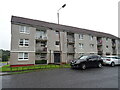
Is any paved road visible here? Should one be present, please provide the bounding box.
[2,66,119,88]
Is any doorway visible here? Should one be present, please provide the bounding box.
[54,53,60,63]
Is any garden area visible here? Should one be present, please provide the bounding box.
[0,64,70,74]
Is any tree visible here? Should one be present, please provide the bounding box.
[0,49,10,62]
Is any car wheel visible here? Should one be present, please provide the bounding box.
[111,62,115,67]
[81,64,86,70]
[98,62,102,68]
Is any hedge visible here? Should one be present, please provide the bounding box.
[35,60,47,64]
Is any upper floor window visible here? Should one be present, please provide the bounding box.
[19,26,29,34]
[56,31,59,34]
[79,43,84,49]
[90,35,94,40]
[36,30,46,39]
[106,37,109,41]
[55,41,60,46]
[18,52,28,61]
[19,39,29,47]
[79,34,84,40]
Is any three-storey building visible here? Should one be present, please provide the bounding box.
[10,16,120,66]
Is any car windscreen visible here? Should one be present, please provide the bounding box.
[78,55,88,60]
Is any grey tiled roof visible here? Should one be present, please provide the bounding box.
[11,16,118,39]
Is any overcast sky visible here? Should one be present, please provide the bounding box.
[0,0,119,50]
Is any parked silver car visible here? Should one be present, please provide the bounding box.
[103,56,120,67]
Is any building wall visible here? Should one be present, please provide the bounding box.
[10,52,35,65]
[10,23,120,65]
[47,30,68,63]
[74,34,98,58]
[10,24,36,65]
[102,38,112,55]
[116,39,120,56]
[11,24,36,51]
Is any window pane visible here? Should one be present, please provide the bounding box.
[56,41,60,45]
[19,39,24,46]
[79,34,83,39]
[20,26,24,32]
[24,53,28,57]
[25,39,29,46]
[26,27,30,33]
[24,53,28,59]
[18,53,23,59]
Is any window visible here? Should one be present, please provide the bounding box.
[56,31,59,34]
[90,35,94,40]
[40,53,46,58]
[90,44,94,48]
[79,43,84,49]
[106,37,109,41]
[18,52,28,60]
[106,45,108,49]
[36,30,46,39]
[55,41,60,45]
[79,34,83,40]
[19,39,29,46]
[19,26,29,34]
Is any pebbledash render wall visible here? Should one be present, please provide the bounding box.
[10,16,120,66]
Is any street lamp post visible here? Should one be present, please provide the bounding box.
[57,4,66,24]
[57,4,66,64]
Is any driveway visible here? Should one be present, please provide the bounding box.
[2,66,119,88]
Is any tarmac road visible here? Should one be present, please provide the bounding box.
[2,66,119,88]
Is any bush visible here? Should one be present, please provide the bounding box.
[35,60,47,64]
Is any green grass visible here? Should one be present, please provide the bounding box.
[1,62,8,63]
[0,64,70,73]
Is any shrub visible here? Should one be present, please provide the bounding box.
[35,60,47,64]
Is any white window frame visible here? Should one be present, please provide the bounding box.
[19,26,30,34]
[18,52,29,61]
[79,34,84,40]
[19,39,29,47]
[79,43,84,49]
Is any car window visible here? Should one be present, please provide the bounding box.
[87,56,93,59]
[79,56,88,59]
[106,56,119,59]
[118,57,120,59]
[87,56,96,60]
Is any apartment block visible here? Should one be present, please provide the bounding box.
[10,16,120,66]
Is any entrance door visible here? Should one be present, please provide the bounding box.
[54,53,60,63]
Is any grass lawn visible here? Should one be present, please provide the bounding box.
[0,64,70,74]
[1,62,8,63]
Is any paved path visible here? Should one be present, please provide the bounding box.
[2,66,119,88]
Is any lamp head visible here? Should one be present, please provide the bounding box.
[62,4,66,8]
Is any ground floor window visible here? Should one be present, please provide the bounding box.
[18,52,29,61]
